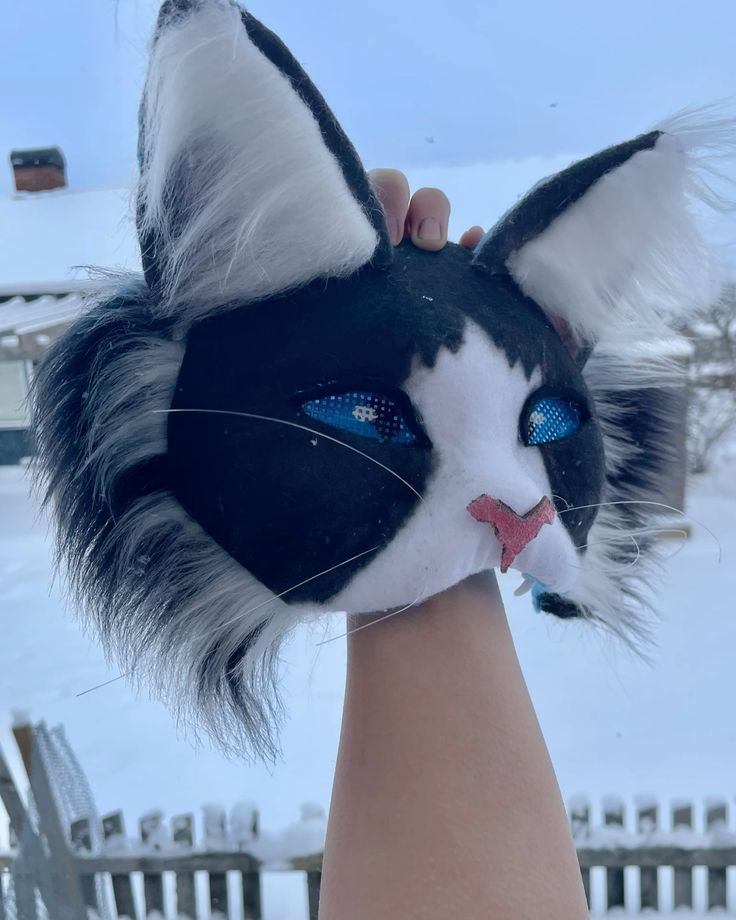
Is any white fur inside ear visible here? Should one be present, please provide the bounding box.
[139,0,378,325]
[507,122,729,347]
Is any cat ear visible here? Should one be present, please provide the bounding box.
[137,0,390,326]
[472,118,726,356]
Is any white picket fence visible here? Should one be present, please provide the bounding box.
[2,721,736,918]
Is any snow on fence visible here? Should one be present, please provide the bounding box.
[0,722,324,920]
[570,794,736,914]
[2,722,736,919]
[60,805,324,920]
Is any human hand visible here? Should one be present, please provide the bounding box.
[368,167,485,251]
[321,171,589,920]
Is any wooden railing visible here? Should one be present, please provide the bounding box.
[570,795,736,913]
[2,722,736,918]
[65,808,323,920]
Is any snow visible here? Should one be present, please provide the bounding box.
[672,798,695,812]
[705,796,729,810]
[581,826,710,849]
[139,809,167,851]
[10,708,31,727]
[0,186,139,293]
[710,825,736,846]
[230,801,259,848]
[1,159,735,918]
[569,794,591,815]
[602,795,627,815]
[249,808,326,867]
[202,804,227,846]
[101,828,129,854]
[298,802,324,823]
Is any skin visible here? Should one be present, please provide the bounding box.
[368,167,484,251]
[317,173,589,920]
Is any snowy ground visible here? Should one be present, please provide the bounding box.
[2,456,735,917]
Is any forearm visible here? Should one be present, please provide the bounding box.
[319,572,587,920]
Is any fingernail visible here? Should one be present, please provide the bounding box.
[417,217,442,241]
[386,214,400,245]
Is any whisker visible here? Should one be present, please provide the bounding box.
[572,524,695,575]
[317,568,432,646]
[317,595,425,646]
[568,525,693,577]
[153,407,429,651]
[185,543,382,647]
[559,499,722,563]
[655,530,692,563]
[572,516,642,564]
[76,545,382,696]
[156,408,425,501]
[76,672,131,697]
[566,533,642,573]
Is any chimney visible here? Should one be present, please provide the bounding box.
[10,147,66,192]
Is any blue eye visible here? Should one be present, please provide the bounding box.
[523,395,584,446]
[300,390,420,445]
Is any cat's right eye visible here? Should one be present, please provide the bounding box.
[299,388,428,447]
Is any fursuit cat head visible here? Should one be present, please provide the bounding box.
[33,0,730,757]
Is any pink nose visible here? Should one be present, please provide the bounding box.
[467,495,555,573]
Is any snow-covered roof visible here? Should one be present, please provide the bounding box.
[0,293,84,335]
[0,186,140,294]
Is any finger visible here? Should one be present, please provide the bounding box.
[368,168,411,246]
[406,187,451,252]
[459,225,485,250]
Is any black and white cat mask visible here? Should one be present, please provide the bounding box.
[33,0,729,756]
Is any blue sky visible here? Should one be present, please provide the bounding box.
[1,0,735,193]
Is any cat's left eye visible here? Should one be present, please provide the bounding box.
[522,394,586,446]
[300,389,423,446]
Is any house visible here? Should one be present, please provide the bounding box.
[0,147,139,463]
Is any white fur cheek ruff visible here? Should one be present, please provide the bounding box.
[139,0,378,326]
[329,322,582,613]
[507,114,734,348]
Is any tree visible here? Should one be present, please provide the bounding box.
[679,284,736,474]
